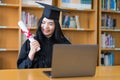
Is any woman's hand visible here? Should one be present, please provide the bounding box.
[28,40,40,61]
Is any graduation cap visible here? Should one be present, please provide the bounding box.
[36,2,68,20]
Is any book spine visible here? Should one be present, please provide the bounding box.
[101,32,106,48]
[22,11,38,27]
[102,0,104,9]
[22,0,52,5]
[109,52,114,66]
[101,53,105,66]
[61,0,92,9]
[111,52,114,66]
[0,0,2,3]
[104,53,109,66]
[63,15,70,28]
[69,16,77,28]
[110,0,117,10]
[75,15,80,29]
[117,0,120,11]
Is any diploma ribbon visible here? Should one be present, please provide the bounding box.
[21,27,32,38]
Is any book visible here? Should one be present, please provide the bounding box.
[61,0,92,10]
[101,14,107,28]
[101,14,116,29]
[101,53,105,66]
[102,0,117,10]
[117,0,120,11]
[62,15,70,28]
[22,0,52,6]
[101,32,106,48]
[22,11,38,27]
[109,52,114,66]
[62,15,65,28]
[75,15,81,29]
[62,15,81,29]
[104,52,109,66]
[71,0,80,3]
[107,0,110,10]
[35,0,52,5]
[102,0,105,10]
[102,52,114,66]
[101,32,115,48]
[62,0,70,3]
[69,16,76,28]
[81,0,92,4]
[110,0,116,10]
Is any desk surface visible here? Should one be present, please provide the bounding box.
[0,66,120,80]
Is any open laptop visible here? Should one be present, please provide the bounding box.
[45,44,98,78]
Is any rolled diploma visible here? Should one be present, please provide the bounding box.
[18,21,40,51]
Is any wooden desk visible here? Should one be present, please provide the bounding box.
[0,66,120,80]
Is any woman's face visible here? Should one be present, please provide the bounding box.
[41,17,55,38]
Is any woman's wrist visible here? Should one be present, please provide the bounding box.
[28,50,35,61]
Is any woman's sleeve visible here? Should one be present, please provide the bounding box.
[17,40,33,69]
[63,38,71,44]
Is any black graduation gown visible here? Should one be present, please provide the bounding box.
[17,37,70,69]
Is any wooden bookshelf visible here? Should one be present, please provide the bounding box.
[0,0,20,69]
[98,0,120,66]
[58,0,97,44]
[0,0,98,69]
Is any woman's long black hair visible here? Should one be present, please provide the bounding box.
[36,16,70,45]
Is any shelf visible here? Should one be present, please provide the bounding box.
[101,29,120,32]
[0,3,19,8]
[101,48,120,51]
[62,28,95,31]
[22,5,43,9]
[0,48,19,51]
[0,26,19,29]
[61,8,95,12]
[102,10,120,14]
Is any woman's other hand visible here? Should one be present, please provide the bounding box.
[28,40,40,61]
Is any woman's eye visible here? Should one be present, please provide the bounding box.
[49,23,53,25]
[49,22,54,26]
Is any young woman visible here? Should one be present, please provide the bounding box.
[17,3,71,68]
